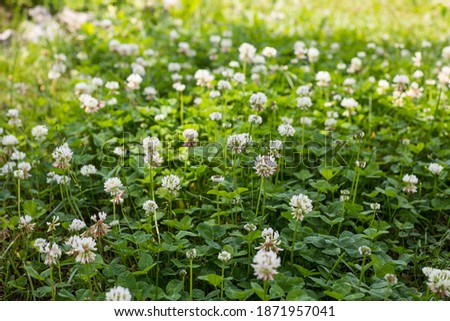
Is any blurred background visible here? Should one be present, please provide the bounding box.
[1,0,450,42]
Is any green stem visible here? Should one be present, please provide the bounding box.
[216,191,221,224]
[255,178,264,217]
[290,220,300,265]
[352,171,360,204]
[189,259,193,301]
[150,166,154,200]
[263,280,269,301]
[359,256,367,287]
[17,179,20,215]
[180,93,184,125]
[49,266,55,301]
[154,211,161,244]
[220,262,225,299]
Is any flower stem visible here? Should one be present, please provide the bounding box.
[220,262,225,299]
[154,211,161,244]
[290,220,300,265]
[180,93,184,125]
[359,255,367,287]
[149,166,154,200]
[216,191,221,224]
[255,178,264,217]
[189,259,193,301]
[352,171,360,204]
[263,280,269,301]
[17,179,20,215]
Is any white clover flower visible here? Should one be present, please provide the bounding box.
[106,286,132,301]
[209,112,223,121]
[262,46,277,58]
[73,237,97,264]
[218,251,232,262]
[161,174,181,194]
[126,73,143,90]
[384,273,398,285]
[252,250,281,281]
[144,150,163,168]
[143,86,157,100]
[315,71,331,87]
[269,140,283,158]
[355,160,366,169]
[442,46,450,60]
[44,243,62,266]
[194,69,214,87]
[80,164,97,176]
[254,155,277,178]
[248,114,262,125]
[1,162,16,177]
[402,173,418,194]
[11,151,25,161]
[358,245,371,256]
[249,92,267,112]
[105,81,119,91]
[277,124,295,137]
[377,79,390,94]
[18,215,35,232]
[340,190,350,202]
[428,163,444,176]
[92,77,103,87]
[31,125,48,141]
[227,133,252,153]
[289,194,313,221]
[296,85,311,97]
[244,223,257,232]
[186,248,197,260]
[113,146,125,157]
[296,96,312,110]
[307,47,320,63]
[69,219,87,232]
[143,200,158,214]
[34,238,48,253]
[239,42,257,63]
[2,134,19,146]
[79,94,102,114]
[422,267,450,298]
[182,129,198,141]
[104,177,123,196]
[52,143,73,169]
[14,169,25,180]
[142,136,161,152]
[232,72,246,84]
[173,83,185,92]
[211,175,225,183]
[44,216,59,233]
[370,203,381,211]
[154,114,166,122]
[54,174,71,185]
[300,117,312,126]
[341,97,359,109]
[168,62,181,73]
[218,80,232,91]
[256,228,282,253]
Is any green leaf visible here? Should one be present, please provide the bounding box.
[165,279,183,301]
[25,264,44,281]
[225,288,254,300]
[198,274,223,287]
[23,200,37,217]
[323,290,344,301]
[251,282,265,300]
